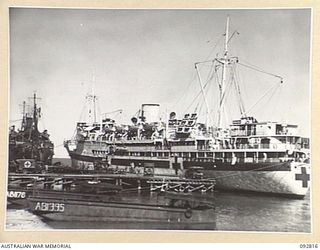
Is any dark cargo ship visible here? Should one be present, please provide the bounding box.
[8,93,54,173]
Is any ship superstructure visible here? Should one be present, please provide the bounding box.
[64,17,310,198]
[9,93,54,171]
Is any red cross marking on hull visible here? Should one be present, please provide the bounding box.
[295,167,310,188]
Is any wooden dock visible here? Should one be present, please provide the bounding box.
[8,172,215,193]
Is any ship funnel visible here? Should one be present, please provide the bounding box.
[170,112,176,119]
[140,104,160,123]
[131,117,138,124]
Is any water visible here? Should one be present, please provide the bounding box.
[213,191,310,232]
[6,209,51,230]
[6,191,310,232]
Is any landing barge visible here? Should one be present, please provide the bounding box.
[27,192,216,229]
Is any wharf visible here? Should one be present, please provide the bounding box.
[8,172,216,193]
[8,172,182,179]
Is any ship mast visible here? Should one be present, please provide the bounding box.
[21,101,26,130]
[33,93,39,132]
[86,73,98,124]
[28,93,41,139]
[29,92,41,158]
[217,16,230,129]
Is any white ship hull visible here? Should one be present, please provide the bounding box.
[68,151,310,198]
[204,162,310,198]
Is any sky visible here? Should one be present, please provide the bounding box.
[9,8,311,157]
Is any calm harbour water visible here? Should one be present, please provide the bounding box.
[6,190,310,232]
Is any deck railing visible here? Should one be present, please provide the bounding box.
[230,143,302,151]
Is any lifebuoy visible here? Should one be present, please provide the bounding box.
[146,168,153,175]
[24,161,32,168]
[184,207,193,219]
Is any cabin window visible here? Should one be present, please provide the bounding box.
[198,152,205,157]
[288,137,296,143]
[225,152,232,158]
[258,152,267,158]
[215,152,223,158]
[260,138,270,149]
[267,152,279,158]
[276,124,283,135]
[246,152,255,158]
[235,152,244,158]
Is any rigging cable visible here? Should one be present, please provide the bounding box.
[235,63,249,111]
[234,59,283,117]
[256,82,280,118]
[201,62,216,125]
[205,66,220,126]
[270,81,283,120]
[237,62,283,80]
[79,100,88,122]
[204,61,215,84]
[184,63,216,122]
[183,74,211,114]
[221,67,236,125]
[232,65,246,116]
[239,58,271,72]
[204,62,219,123]
[170,70,197,111]
[246,82,281,115]
[204,35,224,61]
[219,66,234,111]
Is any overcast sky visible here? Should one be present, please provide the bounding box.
[9,8,311,157]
